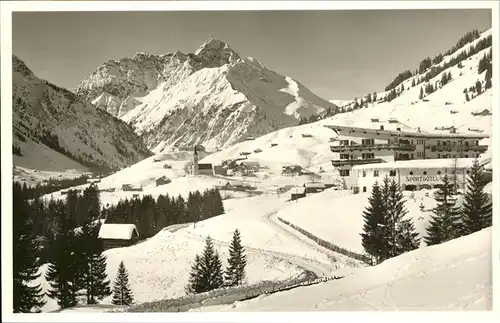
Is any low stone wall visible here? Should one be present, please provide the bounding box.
[123,272,342,312]
[277,217,372,265]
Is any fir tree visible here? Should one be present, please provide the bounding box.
[45,210,80,309]
[225,229,247,287]
[360,182,387,264]
[78,220,111,304]
[13,184,46,313]
[460,159,492,235]
[111,261,134,306]
[465,91,470,102]
[189,236,224,293]
[185,255,203,294]
[475,80,482,94]
[386,179,420,258]
[419,86,424,100]
[424,175,462,246]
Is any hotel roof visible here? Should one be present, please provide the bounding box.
[323,124,489,139]
[352,158,479,170]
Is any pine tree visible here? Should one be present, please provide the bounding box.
[465,91,470,102]
[419,86,424,100]
[185,255,203,294]
[45,210,80,309]
[372,92,377,101]
[386,179,420,258]
[424,175,462,246]
[360,182,387,264]
[460,159,492,235]
[13,184,46,313]
[190,236,224,293]
[225,229,247,287]
[78,220,111,304]
[475,80,482,94]
[111,261,134,306]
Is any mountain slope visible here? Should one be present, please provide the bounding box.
[192,227,491,311]
[12,55,152,172]
[76,39,338,152]
[200,29,492,175]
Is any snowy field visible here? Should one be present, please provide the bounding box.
[276,189,438,254]
[191,227,492,311]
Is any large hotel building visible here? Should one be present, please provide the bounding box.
[323,118,490,191]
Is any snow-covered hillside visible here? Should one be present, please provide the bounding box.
[201,29,493,173]
[37,193,367,313]
[77,39,338,152]
[192,227,492,311]
[12,56,152,172]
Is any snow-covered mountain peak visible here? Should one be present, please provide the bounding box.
[194,38,241,67]
[77,39,338,152]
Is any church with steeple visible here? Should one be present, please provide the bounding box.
[191,145,214,176]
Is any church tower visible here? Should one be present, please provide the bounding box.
[193,145,199,176]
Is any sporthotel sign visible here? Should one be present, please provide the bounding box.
[403,175,443,183]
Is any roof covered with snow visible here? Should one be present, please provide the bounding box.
[324,123,489,139]
[352,158,478,170]
[305,182,326,188]
[98,223,139,240]
[290,187,306,194]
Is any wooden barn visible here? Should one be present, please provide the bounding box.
[155,175,171,187]
[304,182,326,194]
[99,224,140,250]
[290,187,306,201]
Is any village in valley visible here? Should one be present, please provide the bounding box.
[8,7,495,316]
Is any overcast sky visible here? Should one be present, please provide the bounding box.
[13,9,491,100]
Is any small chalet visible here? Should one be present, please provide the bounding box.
[301,133,313,138]
[99,224,140,250]
[239,161,260,173]
[254,149,263,153]
[282,165,302,177]
[304,182,326,194]
[290,187,306,201]
[268,185,287,195]
[155,175,171,187]
[122,184,143,192]
[163,164,172,169]
[270,143,278,147]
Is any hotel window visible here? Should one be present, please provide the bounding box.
[363,187,367,193]
[362,170,366,177]
[340,154,350,160]
[410,171,414,175]
[437,171,442,175]
[389,170,396,177]
[437,140,441,146]
[339,169,350,177]
[362,138,374,145]
[437,154,441,158]
[362,153,375,159]
[340,140,349,146]
[423,171,427,175]
[374,170,380,177]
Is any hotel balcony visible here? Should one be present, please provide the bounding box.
[430,145,488,152]
[331,158,384,167]
[330,143,416,153]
